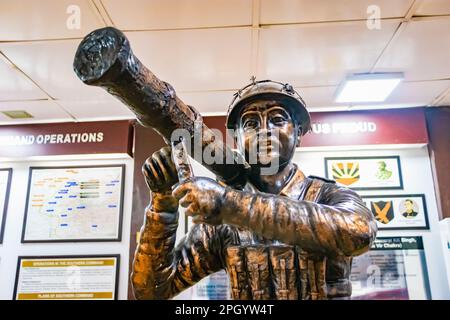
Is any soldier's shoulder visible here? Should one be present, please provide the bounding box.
[307,175,336,184]
[307,175,361,201]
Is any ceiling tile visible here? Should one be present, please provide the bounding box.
[0,0,104,41]
[57,99,135,121]
[297,86,338,109]
[102,0,253,30]
[1,27,252,112]
[0,55,47,101]
[375,19,450,81]
[176,87,341,115]
[257,20,400,87]
[0,100,73,124]
[386,80,450,106]
[260,0,413,24]
[436,88,450,106]
[178,91,235,115]
[296,80,448,110]
[415,0,450,16]
[0,40,116,101]
[126,28,253,91]
[170,80,446,116]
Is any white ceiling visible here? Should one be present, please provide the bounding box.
[0,0,449,125]
[256,20,401,87]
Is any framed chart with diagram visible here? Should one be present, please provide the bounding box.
[324,156,403,190]
[13,255,120,300]
[350,237,431,300]
[362,194,429,230]
[22,165,125,243]
[0,168,12,243]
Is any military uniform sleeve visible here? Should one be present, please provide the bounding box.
[131,192,225,300]
[222,182,377,257]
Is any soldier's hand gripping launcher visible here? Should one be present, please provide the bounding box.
[73,27,249,188]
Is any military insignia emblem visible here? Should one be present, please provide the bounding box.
[371,201,394,224]
[331,162,360,186]
[375,161,393,181]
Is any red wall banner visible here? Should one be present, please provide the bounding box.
[0,120,134,157]
[0,108,429,158]
[204,107,429,148]
[302,107,428,147]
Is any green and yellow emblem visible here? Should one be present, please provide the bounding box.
[331,162,360,186]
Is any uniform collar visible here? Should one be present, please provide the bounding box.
[279,163,307,198]
[244,163,307,199]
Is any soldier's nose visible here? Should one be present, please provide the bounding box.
[256,129,271,139]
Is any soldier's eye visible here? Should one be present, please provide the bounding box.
[272,116,287,125]
[243,119,258,129]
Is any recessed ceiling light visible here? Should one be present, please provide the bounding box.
[335,73,404,103]
[1,110,34,119]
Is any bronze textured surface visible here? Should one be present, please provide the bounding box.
[131,164,377,300]
[74,27,248,187]
[73,27,378,300]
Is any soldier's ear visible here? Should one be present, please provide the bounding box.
[298,125,303,136]
[297,125,303,140]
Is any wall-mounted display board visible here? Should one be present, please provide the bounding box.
[13,255,119,300]
[22,165,125,243]
[191,270,230,300]
[0,168,12,243]
[325,156,403,190]
[362,194,429,230]
[350,237,431,300]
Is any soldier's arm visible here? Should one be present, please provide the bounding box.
[131,191,225,300]
[222,183,377,257]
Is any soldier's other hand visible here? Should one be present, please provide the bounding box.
[172,177,226,225]
[142,146,178,193]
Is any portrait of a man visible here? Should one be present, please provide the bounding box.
[375,161,393,181]
[401,199,419,218]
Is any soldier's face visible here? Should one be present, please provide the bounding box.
[378,161,386,170]
[237,100,299,169]
[405,201,414,211]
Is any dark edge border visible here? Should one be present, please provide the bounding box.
[0,168,12,244]
[13,254,120,300]
[21,165,125,243]
[362,194,430,230]
[324,155,404,190]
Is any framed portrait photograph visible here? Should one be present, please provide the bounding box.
[22,165,125,243]
[0,168,12,243]
[324,156,403,190]
[350,237,431,300]
[13,255,120,300]
[362,194,429,230]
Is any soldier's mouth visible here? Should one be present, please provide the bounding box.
[258,142,273,149]
[257,140,279,151]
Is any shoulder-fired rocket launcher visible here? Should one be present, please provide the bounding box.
[73,27,248,188]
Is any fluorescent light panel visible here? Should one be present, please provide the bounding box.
[2,110,34,119]
[335,73,404,103]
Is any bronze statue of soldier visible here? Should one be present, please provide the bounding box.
[131,80,377,300]
[73,27,377,301]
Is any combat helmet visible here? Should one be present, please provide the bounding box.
[226,78,311,135]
